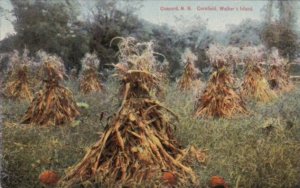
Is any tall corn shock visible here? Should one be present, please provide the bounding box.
[241,65,277,102]
[178,62,201,91]
[22,53,80,126]
[195,44,248,118]
[178,49,200,91]
[60,38,204,187]
[3,50,34,101]
[241,46,277,102]
[195,67,247,118]
[79,52,104,94]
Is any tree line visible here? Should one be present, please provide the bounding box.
[0,0,299,79]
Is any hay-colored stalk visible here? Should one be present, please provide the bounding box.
[3,50,34,101]
[59,38,203,187]
[195,67,247,118]
[241,64,277,102]
[22,54,80,126]
[178,49,201,91]
[79,53,104,94]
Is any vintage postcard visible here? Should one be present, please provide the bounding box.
[0,0,299,187]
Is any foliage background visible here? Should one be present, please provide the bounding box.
[0,0,299,77]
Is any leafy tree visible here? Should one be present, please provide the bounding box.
[227,19,262,46]
[85,0,143,71]
[261,0,299,60]
[9,0,88,71]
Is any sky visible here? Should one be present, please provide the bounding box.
[0,0,299,40]
[0,0,14,40]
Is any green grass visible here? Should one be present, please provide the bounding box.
[1,80,300,188]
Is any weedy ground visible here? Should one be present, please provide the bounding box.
[1,79,300,188]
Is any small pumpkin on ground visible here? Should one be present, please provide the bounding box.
[39,170,60,186]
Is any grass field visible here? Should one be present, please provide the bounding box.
[1,79,300,188]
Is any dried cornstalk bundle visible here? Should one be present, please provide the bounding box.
[3,50,34,101]
[60,39,203,187]
[178,49,201,91]
[79,69,104,94]
[267,49,294,93]
[79,52,104,94]
[21,53,80,126]
[195,44,247,118]
[195,67,247,118]
[241,65,277,102]
[241,46,277,102]
[3,64,33,101]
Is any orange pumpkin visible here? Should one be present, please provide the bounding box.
[210,176,228,188]
[39,170,60,186]
[162,171,176,186]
